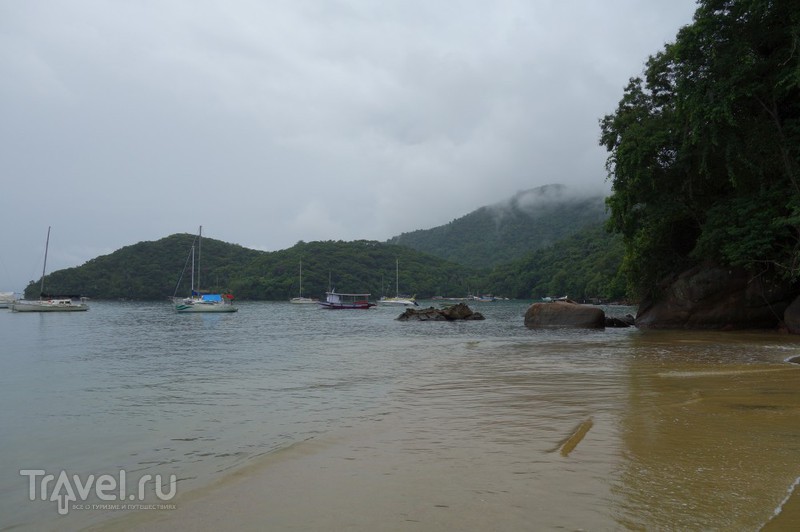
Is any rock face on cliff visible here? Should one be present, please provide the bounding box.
[524,301,605,329]
[783,297,800,334]
[635,263,798,330]
[396,303,485,321]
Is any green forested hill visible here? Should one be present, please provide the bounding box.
[228,240,479,300]
[25,186,628,301]
[27,226,626,302]
[485,225,626,301]
[26,236,480,301]
[386,184,608,269]
[33,233,263,300]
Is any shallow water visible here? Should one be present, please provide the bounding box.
[1,301,799,530]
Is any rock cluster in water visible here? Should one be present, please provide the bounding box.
[396,303,485,321]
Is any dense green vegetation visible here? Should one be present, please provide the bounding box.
[26,223,625,302]
[387,184,608,269]
[226,240,479,300]
[25,186,628,301]
[26,236,481,301]
[33,234,263,300]
[486,226,626,301]
[601,0,800,299]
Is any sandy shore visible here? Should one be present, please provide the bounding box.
[93,424,552,532]
[762,478,800,531]
[96,421,800,532]
[85,356,800,531]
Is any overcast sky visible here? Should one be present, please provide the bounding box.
[0,0,698,292]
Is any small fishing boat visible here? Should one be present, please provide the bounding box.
[318,291,376,310]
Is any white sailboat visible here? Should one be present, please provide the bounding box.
[173,226,238,313]
[378,259,418,306]
[11,226,89,312]
[290,259,317,304]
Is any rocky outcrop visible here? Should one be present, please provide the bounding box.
[635,263,798,330]
[397,303,485,321]
[524,301,605,329]
[605,314,635,328]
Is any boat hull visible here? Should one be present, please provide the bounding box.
[317,302,375,310]
[11,300,89,312]
[175,303,238,313]
[290,297,318,304]
[378,298,418,306]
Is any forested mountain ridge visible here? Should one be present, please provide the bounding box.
[23,187,626,302]
[386,184,608,269]
[25,236,481,301]
[227,240,479,300]
[485,225,625,301]
[26,226,626,302]
[33,233,263,300]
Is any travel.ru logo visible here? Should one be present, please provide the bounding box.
[20,469,177,516]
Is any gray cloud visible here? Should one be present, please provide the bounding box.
[0,0,697,291]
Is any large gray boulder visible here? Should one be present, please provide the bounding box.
[635,263,797,330]
[784,296,800,334]
[524,301,605,329]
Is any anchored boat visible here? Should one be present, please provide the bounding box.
[173,226,238,313]
[11,226,89,312]
[318,291,376,310]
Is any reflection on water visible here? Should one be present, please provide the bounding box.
[617,331,800,530]
[1,303,799,530]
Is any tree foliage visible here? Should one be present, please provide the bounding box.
[25,236,481,301]
[387,184,608,269]
[601,0,800,298]
[25,226,626,302]
[29,234,262,300]
[485,226,627,301]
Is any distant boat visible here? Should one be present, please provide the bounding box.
[0,292,14,309]
[173,226,238,313]
[318,291,376,310]
[470,295,496,302]
[378,259,418,306]
[290,260,318,304]
[11,226,89,312]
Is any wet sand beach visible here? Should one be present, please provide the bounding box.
[97,415,618,531]
[5,304,800,530]
[96,333,800,531]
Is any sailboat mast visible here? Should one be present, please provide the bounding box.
[190,245,195,295]
[197,225,202,293]
[299,259,303,297]
[40,226,51,296]
[395,258,399,297]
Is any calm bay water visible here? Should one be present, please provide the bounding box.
[1,301,799,530]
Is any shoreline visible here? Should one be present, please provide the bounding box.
[91,413,800,532]
[90,409,616,531]
[92,422,553,532]
[762,476,800,531]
